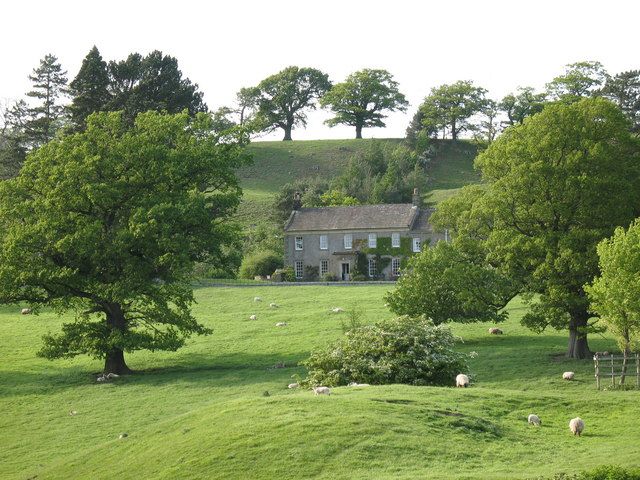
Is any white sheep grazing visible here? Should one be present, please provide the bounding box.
[331,307,344,313]
[528,414,541,426]
[488,327,503,335]
[455,373,470,388]
[21,308,32,315]
[106,373,119,379]
[569,417,585,436]
[348,382,370,387]
[249,314,257,321]
[275,322,287,327]
[96,375,107,382]
[269,302,278,308]
[563,371,575,380]
[254,297,262,302]
[288,383,299,389]
[313,386,331,395]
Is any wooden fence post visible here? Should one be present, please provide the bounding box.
[611,353,615,387]
[595,355,600,390]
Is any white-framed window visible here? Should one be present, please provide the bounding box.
[368,233,377,248]
[344,234,353,250]
[295,261,304,279]
[320,259,329,276]
[392,233,400,248]
[392,258,401,276]
[319,234,328,250]
[295,236,303,251]
[368,258,377,278]
[412,237,421,253]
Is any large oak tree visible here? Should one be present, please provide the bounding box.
[0,111,248,374]
[433,98,640,358]
[320,69,408,139]
[249,66,331,141]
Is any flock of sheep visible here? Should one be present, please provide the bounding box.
[455,371,585,436]
[247,297,588,437]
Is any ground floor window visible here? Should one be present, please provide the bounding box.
[412,237,421,253]
[320,259,329,276]
[392,258,401,276]
[368,258,377,278]
[295,261,304,279]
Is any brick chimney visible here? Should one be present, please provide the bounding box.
[293,191,302,210]
[412,188,421,207]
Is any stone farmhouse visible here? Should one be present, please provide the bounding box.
[283,191,448,281]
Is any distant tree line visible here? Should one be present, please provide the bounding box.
[0,47,206,178]
[407,61,640,149]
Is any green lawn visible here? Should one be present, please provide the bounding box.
[1,285,637,479]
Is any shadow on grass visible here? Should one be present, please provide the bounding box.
[0,351,311,397]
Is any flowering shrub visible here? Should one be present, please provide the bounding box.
[301,315,468,387]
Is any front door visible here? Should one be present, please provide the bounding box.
[341,262,350,281]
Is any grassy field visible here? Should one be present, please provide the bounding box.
[235,138,478,227]
[1,285,638,480]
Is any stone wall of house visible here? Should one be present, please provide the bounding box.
[284,229,446,280]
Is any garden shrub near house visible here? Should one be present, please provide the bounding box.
[239,250,283,279]
[301,315,468,387]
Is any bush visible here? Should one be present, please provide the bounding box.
[536,466,640,480]
[301,315,468,387]
[238,251,283,279]
[304,265,319,281]
[321,272,338,282]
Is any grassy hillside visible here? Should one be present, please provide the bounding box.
[1,286,638,480]
[234,138,479,227]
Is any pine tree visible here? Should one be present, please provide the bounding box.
[23,54,68,147]
[68,46,110,131]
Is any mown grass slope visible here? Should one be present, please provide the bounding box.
[1,286,637,480]
[235,138,479,226]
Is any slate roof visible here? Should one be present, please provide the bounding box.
[284,204,436,232]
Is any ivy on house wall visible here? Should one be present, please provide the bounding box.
[352,236,418,280]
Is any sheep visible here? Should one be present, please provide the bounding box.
[331,307,344,313]
[455,373,470,388]
[275,322,288,327]
[21,308,32,315]
[488,327,503,335]
[288,383,299,389]
[269,302,279,308]
[562,371,575,381]
[249,314,257,321]
[69,410,77,416]
[96,375,107,382]
[569,417,585,436]
[348,382,370,387]
[106,373,119,379]
[313,386,331,395]
[527,414,541,426]
[254,297,262,302]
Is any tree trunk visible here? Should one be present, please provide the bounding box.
[282,125,293,141]
[620,331,630,385]
[567,314,592,359]
[104,348,132,375]
[451,120,457,140]
[355,124,363,139]
[104,303,133,374]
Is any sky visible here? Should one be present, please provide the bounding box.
[1,0,638,141]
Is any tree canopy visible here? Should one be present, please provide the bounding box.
[0,111,248,373]
[249,66,331,140]
[499,87,546,126]
[68,46,111,131]
[586,220,640,381]
[419,80,487,140]
[546,61,608,103]
[603,70,640,133]
[433,98,640,358]
[320,69,408,139]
